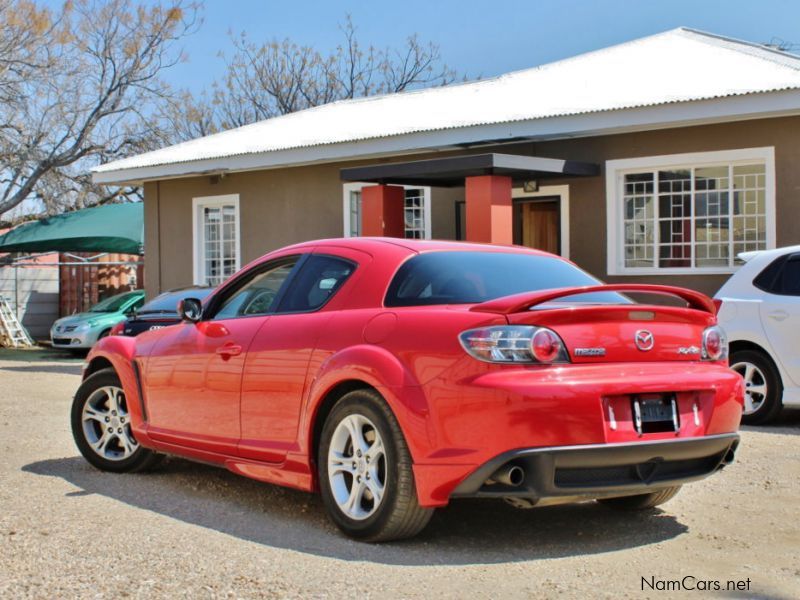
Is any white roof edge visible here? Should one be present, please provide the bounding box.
[93,89,800,185]
[92,26,800,184]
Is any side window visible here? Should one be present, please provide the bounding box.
[778,257,800,296]
[753,253,800,296]
[277,255,355,313]
[752,255,786,293]
[213,259,299,319]
[130,297,145,313]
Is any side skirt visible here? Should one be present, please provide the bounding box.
[146,438,314,493]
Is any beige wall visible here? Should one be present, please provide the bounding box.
[143,115,800,298]
[528,117,800,295]
[144,164,346,296]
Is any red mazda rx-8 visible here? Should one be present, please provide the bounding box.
[72,238,743,541]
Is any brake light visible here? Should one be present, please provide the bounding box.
[110,322,125,336]
[713,299,723,314]
[459,325,570,364]
[702,326,728,361]
[531,328,561,362]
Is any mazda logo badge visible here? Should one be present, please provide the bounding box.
[635,329,654,351]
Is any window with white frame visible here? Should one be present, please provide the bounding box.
[192,195,241,286]
[343,183,432,239]
[606,148,775,274]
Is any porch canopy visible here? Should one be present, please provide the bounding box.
[340,152,598,187]
[340,153,599,243]
[0,202,143,255]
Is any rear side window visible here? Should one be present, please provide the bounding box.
[779,259,800,295]
[385,251,626,307]
[277,255,355,313]
[752,255,787,293]
[753,253,800,296]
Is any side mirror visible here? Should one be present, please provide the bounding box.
[178,297,203,323]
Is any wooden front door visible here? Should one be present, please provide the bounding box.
[515,199,560,254]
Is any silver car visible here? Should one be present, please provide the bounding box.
[50,290,145,350]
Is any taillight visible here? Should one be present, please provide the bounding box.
[531,328,561,362]
[702,326,728,361]
[459,325,570,364]
[110,322,125,336]
[713,299,723,314]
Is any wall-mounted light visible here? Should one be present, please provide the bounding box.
[523,180,538,193]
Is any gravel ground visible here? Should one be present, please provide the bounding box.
[1,348,798,599]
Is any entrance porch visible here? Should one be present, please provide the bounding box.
[340,153,598,255]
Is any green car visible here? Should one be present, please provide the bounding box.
[50,290,145,350]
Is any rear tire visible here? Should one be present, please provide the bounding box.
[71,368,162,473]
[317,389,433,542]
[730,349,783,425]
[598,486,681,510]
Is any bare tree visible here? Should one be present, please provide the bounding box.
[0,1,52,106]
[170,15,459,138]
[0,0,200,218]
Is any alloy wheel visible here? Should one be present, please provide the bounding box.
[327,413,386,520]
[731,361,767,415]
[81,385,138,460]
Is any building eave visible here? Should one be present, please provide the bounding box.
[92,89,800,185]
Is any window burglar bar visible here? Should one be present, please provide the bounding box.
[623,162,766,269]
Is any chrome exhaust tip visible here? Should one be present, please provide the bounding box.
[487,464,525,487]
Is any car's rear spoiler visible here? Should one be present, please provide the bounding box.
[470,284,716,315]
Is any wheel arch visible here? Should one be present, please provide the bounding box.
[728,338,786,421]
[79,336,148,438]
[308,379,377,473]
[729,339,783,385]
[83,355,114,379]
[301,346,435,474]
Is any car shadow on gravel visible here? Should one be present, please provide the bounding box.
[0,363,83,376]
[742,408,800,437]
[24,456,688,566]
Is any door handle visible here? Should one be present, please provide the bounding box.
[216,343,243,358]
[767,310,789,321]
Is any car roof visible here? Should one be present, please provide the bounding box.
[738,244,800,263]
[107,289,144,297]
[162,285,214,294]
[279,236,555,257]
[715,244,800,298]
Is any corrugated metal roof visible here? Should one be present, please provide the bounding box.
[93,27,800,179]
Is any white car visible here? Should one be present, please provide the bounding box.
[715,245,800,424]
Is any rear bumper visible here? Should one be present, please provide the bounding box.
[450,433,739,503]
[409,361,743,507]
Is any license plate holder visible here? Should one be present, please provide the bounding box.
[632,394,679,434]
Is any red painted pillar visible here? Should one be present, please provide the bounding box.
[465,175,513,244]
[361,184,406,237]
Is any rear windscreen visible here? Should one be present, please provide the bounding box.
[139,288,214,314]
[385,251,629,307]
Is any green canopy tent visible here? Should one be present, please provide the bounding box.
[0,203,143,255]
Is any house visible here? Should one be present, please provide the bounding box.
[92,28,800,298]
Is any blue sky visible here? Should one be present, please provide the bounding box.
[160,0,800,92]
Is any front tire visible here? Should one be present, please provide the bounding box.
[71,368,161,473]
[730,349,783,425]
[598,486,681,510]
[317,389,433,542]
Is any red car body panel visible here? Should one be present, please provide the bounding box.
[83,238,744,507]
